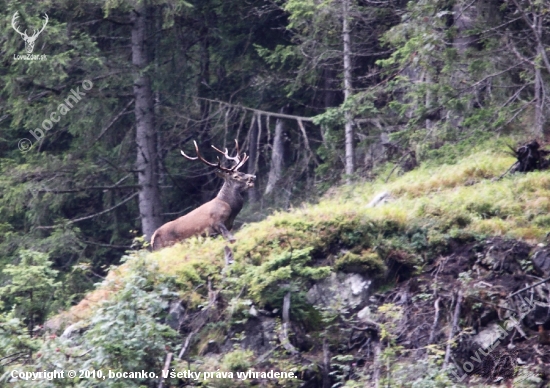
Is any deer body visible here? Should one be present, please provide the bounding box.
[151,141,254,250]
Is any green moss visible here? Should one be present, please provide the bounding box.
[533,214,550,228]
[222,349,254,372]
[67,139,550,324]
[425,230,450,254]
[335,250,386,276]
[235,247,331,304]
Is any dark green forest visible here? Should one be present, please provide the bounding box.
[1,0,550,386]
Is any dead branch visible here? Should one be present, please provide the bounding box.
[158,352,173,388]
[322,338,330,388]
[177,331,196,360]
[196,96,314,122]
[428,297,441,345]
[508,276,550,298]
[235,110,247,142]
[92,98,135,146]
[444,290,463,368]
[372,341,381,388]
[495,99,535,132]
[494,161,519,181]
[178,280,219,360]
[297,119,319,166]
[36,192,138,229]
[385,150,413,183]
[278,291,299,355]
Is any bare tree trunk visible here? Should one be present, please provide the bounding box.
[265,109,285,195]
[511,0,550,75]
[453,1,477,56]
[447,0,478,129]
[342,0,354,179]
[247,114,259,203]
[132,2,162,241]
[324,67,336,109]
[444,290,463,368]
[372,340,381,388]
[534,15,545,138]
[199,26,211,139]
[535,60,543,137]
[322,338,331,388]
[425,71,433,130]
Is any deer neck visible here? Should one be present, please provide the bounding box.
[216,181,244,214]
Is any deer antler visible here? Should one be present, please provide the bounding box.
[29,13,48,39]
[11,12,48,39]
[11,12,27,38]
[211,140,248,172]
[181,140,248,172]
[181,141,234,173]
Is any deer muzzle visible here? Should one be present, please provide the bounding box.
[247,175,256,188]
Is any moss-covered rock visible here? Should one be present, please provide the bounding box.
[334,250,386,275]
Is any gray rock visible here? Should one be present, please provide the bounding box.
[367,191,391,208]
[306,272,373,310]
[357,306,372,323]
[166,299,186,331]
[237,316,277,355]
[472,323,508,350]
[532,246,550,276]
[60,321,88,339]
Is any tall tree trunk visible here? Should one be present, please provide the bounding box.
[199,26,211,140]
[448,1,478,129]
[511,0,550,75]
[425,71,433,130]
[453,1,477,56]
[247,114,259,203]
[324,67,336,109]
[132,2,162,241]
[534,15,545,138]
[342,0,354,179]
[265,109,286,195]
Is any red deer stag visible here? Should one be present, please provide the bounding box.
[151,140,255,250]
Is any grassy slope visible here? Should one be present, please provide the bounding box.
[37,138,550,388]
[59,138,550,323]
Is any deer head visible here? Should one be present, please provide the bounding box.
[12,12,48,54]
[181,139,256,192]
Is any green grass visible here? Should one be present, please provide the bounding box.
[63,141,550,320]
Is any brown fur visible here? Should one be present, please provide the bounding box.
[151,170,255,250]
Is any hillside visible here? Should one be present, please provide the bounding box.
[4,139,550,387]
[3,0,550,386]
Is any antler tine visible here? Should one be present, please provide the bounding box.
[234,139,240,158]
[211,144,239,161]
[11,12,26,37]
[180,140,199,161]
[31,13,48,38]
[212,141,246,171]
[193,140,218,167]
[228,139,244,171]
[211,145,230,158]
[233,153,249,171]
[180,149,197,160]
[181,141,234,172]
